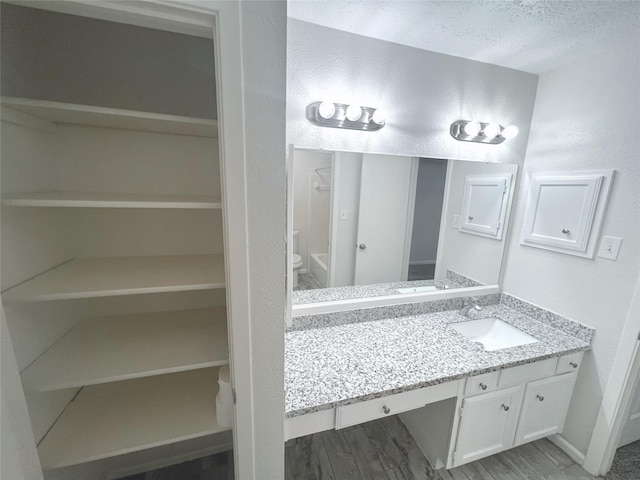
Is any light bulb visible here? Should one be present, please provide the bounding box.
[501,125,519,139]
[483,123,501,138]
[346,105,363,122]
[371,109,386,125]
[318,101,336,119]
[463,121,481,136]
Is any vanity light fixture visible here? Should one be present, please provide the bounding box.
[450,120,520,145]
[306,101,385,131]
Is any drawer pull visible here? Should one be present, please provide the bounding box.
[382,405,391,415]
[479,382,488,390]
[562,228,570,234]
[570,362,578,369]
[501,404,510,412]
[536,394,545,402]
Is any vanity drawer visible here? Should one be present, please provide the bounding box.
[498,358,557,387]
[465,371,500,396]
[335,381,459,429]
[556,352,584,374]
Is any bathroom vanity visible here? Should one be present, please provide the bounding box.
[284,295,592,470]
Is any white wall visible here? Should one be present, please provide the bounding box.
[437,161,518,285]
[501,39,640,456]
[410,158,447,264]
[1,309,44,480]
[287,20,537,165]
[0,3,216,119]
[292,151,333,270]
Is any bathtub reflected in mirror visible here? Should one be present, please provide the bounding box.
[289,148,518,305]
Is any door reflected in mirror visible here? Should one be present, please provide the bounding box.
[290,148,518,305]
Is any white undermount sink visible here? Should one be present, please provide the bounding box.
[451,318,539,351]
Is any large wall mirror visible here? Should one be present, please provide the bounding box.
[289,147,518,307]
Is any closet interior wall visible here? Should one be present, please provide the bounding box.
[1,4,231,479]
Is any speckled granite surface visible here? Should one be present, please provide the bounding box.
[292,279,452,305]
[285,301,592,417]
[446,270,484,288]
[291,270,482,305]
[289,294,501,331]
[500,293,594,344]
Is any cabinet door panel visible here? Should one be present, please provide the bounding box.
[514,373,576,446]
[453,385,522,466]
[459,175,511,239]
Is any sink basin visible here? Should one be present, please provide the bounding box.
[451,318,539,351]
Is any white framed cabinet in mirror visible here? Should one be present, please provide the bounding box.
[288,147,518,314]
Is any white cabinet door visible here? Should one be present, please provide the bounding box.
[514,373,576,446]
[459,175,511,239]
[520,170,614,258]
[453,385,523,466]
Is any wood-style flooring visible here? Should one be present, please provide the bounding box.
[120,416,601,480]
[285,416,597,480]
[118,449,233,480]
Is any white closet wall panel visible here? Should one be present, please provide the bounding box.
[3,302,82,372]
[1,5,230,476]
[1,208,73,290]
[55,125,220,196]
[0,121,72,290]
[53,290,228,321]
[71,209,224,257]
[0,121,60,194]
[1,4,217,119]
[25,389,79,444]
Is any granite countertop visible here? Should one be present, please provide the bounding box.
[285,303,591,418]
[292,270,480,305]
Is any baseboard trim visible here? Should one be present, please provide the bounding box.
[549,434,585,465]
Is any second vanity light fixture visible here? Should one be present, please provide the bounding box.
[450,120,519,145]
[306,101,385,131]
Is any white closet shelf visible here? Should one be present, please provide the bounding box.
[2,191,222,209]
[2,255,225,302]
[1,97,218,138]
[38,368,229,469]
[21,307,228,392]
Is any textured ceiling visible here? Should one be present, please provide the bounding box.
[288,0,640,74]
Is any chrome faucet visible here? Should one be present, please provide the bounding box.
[459,297,482,317]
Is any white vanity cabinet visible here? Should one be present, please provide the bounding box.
[514,372,577,445]
[453,385,524,465]
[450,353,583,468]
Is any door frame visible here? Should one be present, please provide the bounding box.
[1,1,260,478]
[583,278,640,475]
[327,152,339,288]
[402,158,420,281]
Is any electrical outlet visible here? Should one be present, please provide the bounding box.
[340,209,348,220]
[597,236,622,260]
